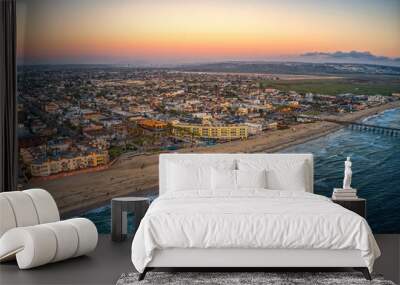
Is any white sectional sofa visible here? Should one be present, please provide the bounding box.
[0,188,98,269]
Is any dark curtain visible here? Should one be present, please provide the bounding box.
[0,0,17,192]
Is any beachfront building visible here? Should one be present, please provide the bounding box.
[44,102,59,113]
[172,122,248,140]
[137,119,168,131]
[245,122,263,135]
[30,151,109,177]
[368,95,387,104]
[267,122,279,130]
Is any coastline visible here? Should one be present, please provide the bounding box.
[27,101,400,215]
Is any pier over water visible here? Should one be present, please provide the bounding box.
[298,115,400,137]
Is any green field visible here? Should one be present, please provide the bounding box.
[260,77,400,96]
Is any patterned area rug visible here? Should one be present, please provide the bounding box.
[116,272,395,285]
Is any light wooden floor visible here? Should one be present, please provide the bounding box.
[0,234,399,285]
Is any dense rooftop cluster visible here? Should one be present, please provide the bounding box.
[17,66,397,179]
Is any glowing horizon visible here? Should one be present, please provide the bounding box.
[17,0,400,64]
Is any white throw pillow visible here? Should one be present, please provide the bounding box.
[238,159,308,191]
[167,162,211,192]
[266,163,306,191]
[211,168,237,191]
[236,169,267,189]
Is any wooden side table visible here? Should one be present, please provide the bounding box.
[332,198,366,218]
[111,197,150,242]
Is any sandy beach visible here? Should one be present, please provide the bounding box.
[26,101,400,215]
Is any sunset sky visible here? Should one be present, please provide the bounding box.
[16,0,400,65]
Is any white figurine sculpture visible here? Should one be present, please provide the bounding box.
[342,157,352,190]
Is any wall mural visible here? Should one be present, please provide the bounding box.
[16,0,400,234]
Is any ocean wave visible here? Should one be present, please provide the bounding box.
[361,107,399,123]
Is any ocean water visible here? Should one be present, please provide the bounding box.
[282,108,400,233]
[82,108,400,234]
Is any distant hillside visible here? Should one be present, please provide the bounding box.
[176,62,400,76]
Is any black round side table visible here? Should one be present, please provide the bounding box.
[111,197,150,242]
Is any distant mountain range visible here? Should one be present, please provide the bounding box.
[176,61,400,76]
[297,51,400,67]
[19,50,400,76]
